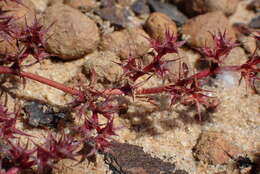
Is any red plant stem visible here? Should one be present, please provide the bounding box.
[105,67,235,95]
[0,65,172,96]
[0,66,82,96]
[0,65,241,98]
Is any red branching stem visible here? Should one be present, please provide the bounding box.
[0,65,242,99]
[102,68,223,96]
[104,66,239,96]
[0,66,82,97]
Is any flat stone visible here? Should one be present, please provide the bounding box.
[24,102,70,128]
[249,15,260,29]
[105,141,189,174]
[95,6,130,28]
[131,0,150,15]
[147,0,188,26]
[193,131,242,165]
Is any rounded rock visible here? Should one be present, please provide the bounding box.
[41,4,100,60]
[193,131,242,165]
[182,11,236,48]
[0,0,35,56]
[83,51,123,83]
[100,27,150,59]
[145,12,178,41]
[184,0,239,16]
[0,0,36,27]
[64,0,97,12]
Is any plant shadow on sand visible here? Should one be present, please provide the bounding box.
[119,94,215,137]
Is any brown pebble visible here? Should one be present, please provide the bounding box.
[0,0,35,56]
[41,3,100,60]
[145,12,178,41]
[105,141,179,174]
[0,0,36,27]
[83,51,123,83]
[95,6,130,28]
[183,0,239,16]
[100,27,150,59]
[182,11,236,48]
[193,131,242,165]
[64,0,97,12]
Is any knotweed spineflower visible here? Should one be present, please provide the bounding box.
[149,30,186,58]
[2,141,36,172]
[14,16,54,66]
[35,133,80,173]
[144,30,185,78]
[237,54,260,93]
[0,104,29,139]
[197,31,240,67]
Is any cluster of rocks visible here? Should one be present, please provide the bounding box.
[3,0,257,61]
[1,0,257,64]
